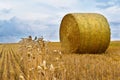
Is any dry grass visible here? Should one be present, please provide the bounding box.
[47,41,120,80]
[0,40,120,80]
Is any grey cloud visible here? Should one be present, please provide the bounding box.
[109,21,120,40]
[0,8,11,14]
[95,0,120,9]
[110,22,120,26]
[96,4,114,9]
[0,17,32,42]
[111,32,120,40]
[0,16,60,42]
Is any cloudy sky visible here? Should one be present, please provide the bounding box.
[0,0,120,42]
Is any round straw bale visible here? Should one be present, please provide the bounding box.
[60,13,111,53]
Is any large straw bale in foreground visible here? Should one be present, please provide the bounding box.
[60,13,111,53]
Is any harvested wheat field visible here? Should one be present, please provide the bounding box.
[0,40,120,80]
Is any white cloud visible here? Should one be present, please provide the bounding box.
[0,0,120,42]
[35,0,78,8]
[0,36,20,43]
[0,2,12,9]
[95,0,120,22]
[95,6,120,24]
[104,6,120,22]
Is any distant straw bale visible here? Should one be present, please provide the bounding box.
[60,13,111,53]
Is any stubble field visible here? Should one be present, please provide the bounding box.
[0,41,120,80]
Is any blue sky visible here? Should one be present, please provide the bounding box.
[0,0,120,42]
